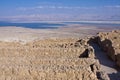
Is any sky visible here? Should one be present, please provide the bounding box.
[0,0,120,22]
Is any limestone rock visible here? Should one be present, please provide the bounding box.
[97,71,110,80]
[0,38,106,80]
[88,46,95,58]
[79,46,95,58]
[97,30,120,67]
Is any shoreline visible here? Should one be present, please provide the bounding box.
[0,25,119,43]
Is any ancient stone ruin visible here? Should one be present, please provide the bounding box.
[0,38,109,80]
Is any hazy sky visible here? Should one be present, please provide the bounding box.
[0,0,120,22]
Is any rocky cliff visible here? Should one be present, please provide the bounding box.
[96,30,120,68]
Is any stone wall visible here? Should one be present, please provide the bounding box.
[0,38,107,80]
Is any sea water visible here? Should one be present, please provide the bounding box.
[0,21,120,29]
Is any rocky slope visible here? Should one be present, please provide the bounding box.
[0,38,109,80]
[96,30,120,67]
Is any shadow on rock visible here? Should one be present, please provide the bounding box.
[108,72,120,80]
[87,37,117,69]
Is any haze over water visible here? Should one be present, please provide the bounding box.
[0,0,120,22]
[0,0,120,29]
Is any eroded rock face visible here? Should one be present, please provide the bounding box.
[97,71,110,80]
[97,30,120,67]
[0,38,106,80]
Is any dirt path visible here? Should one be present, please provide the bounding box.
[90,43,119,80]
